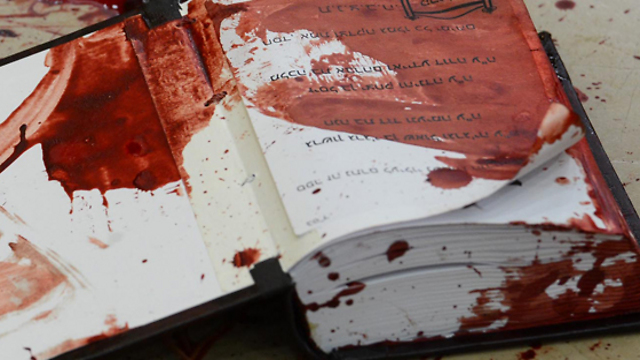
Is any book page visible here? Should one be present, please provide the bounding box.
[0,20,247,359]
[213,0,585,240]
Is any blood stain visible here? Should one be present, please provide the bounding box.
[519,349,537,359]
[305,282,365,312]
[312,251,331,268]
[0,23,182,198]
[386,240,410,262]
[88,237,109,249]
[574,87,589,102]
[555,0,576,10]
[427,168,473,189]
[232,248,261,267]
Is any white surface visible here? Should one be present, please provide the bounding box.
[0,39,224,360]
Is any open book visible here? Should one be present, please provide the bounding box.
[0,0,639,358]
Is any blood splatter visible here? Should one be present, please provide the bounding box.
[312,251,331,268]
[305,282,366,312]
[24,347,36,360]
[32,309,54,321]
[459,237,640,336]
[37,314,128,359]
[0,22,181,198]
[0,14,234,199]
[555,0,576,10]
[555,176,570,185]
[88,237,109,249]
[574,87,589,102]
[519,349,537,359]
[386,240,410,262]
[232,248,261,268]
[428,168,473,189]
[124,15,239,192]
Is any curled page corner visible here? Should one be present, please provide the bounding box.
[514,102,585,179]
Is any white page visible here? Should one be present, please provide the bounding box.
[0,34,224,359]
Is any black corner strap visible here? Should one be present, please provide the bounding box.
[250,257,293,294]
[141,0,183,29]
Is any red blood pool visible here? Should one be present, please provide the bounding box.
[428,168,473,189]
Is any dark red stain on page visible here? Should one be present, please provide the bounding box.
[0,13,235,198]
[0,22,182,198]
[386,240,410,262]
[427,168,473,189]
[305,281,365,312]
[555,0,576,10]
[24,347,37,360]
[204,0,582,184]
[232,248,261,267]
[489,138,636,336]
[458,236,640,335]
[312,251,332,268]
[88,237,109,249]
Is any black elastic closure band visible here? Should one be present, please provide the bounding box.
[141,0,183,29]
[250,257,293,293]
